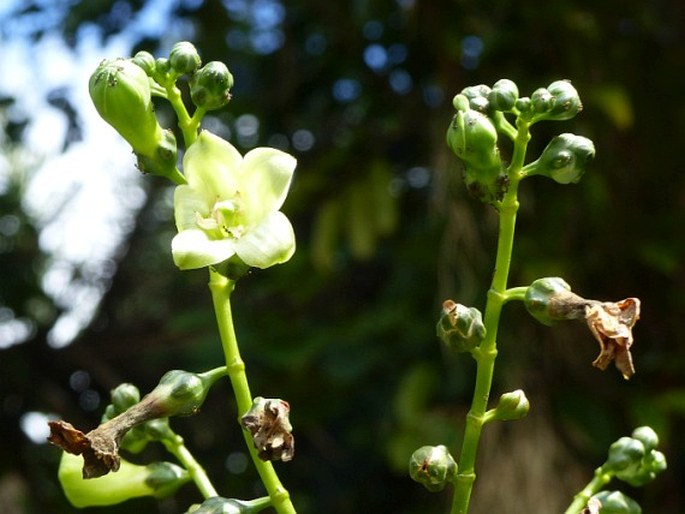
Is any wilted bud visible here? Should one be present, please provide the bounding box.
[446,109,506,203]
[241,397,295,462]
[170,41,201,75]
[186,496,272,514]
[524,133,595,184]
[490,389,530,421]
[489,79,519,111]
[89,58,164,157]
[132,51,156,76]
[58,452,189,507]
[409,445,457,492]
[590,491,642,514]
[48,367,227,478]
[190,61,234,111]
[436,300,486,353]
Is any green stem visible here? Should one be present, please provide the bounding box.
[208,268,296,514]
[502,286,528,303]
[164,81,199,147]
[563,466,613,514]
[162,431,218,498]
[449,122,531,514]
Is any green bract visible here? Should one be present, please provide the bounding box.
[172,131,296,270]
[58,452,189,507]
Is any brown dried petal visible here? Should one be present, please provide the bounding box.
[584,298,640,380]
[241,397,295,462]
[48,419,122,478]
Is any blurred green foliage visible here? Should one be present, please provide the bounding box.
[1,0,684,512]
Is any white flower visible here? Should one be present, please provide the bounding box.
[171,131,296,270]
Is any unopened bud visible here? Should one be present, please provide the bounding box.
[149,367,227,418]
[631,426,658,452]
[169,41,201,75]
[491,389,530,421]
[190,61,234,111]
[89,58,164,157]
[409,445,457,492]
[110,383,141,414]
[524,133,595,184]
[590,491,641,514]
[436,300,486,353]
[460,84,492,112]
[489,79,519,111]
[546,80,583,120]
[446,109,506,203]
[531,87,554,114]
[132,51,156,76]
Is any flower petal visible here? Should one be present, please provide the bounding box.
[183,131,242,200]
[171,229,236,270]
[240,147,296,226]
[173,184,210,231]
[234,211,295,268]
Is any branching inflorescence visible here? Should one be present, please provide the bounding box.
[46,43,665,514]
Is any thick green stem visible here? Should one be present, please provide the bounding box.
[563,466,613,514]
[163,80,200,147]
[208,269,296,514]
[449,122,531,514]
[162,432,218,499]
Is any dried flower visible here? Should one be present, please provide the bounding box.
[241,397,295,462]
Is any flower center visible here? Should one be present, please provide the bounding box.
[195,195,246,239]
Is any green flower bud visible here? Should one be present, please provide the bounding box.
[515,96,532,115]
[190,61,234,111]
[145,461,192,499]
[409,445,457,492]
[446,109,506,203]
[461,84,492,111]
[631,426,658,452]
[452,94,470,112]
[524,133,595,184]
[149,367,226,418]
[110,383,141,414]
[531,87,554,113]
[524,277,587,326]
[546,80,583,120]
[58,452,189,507]
[186,496,272,514]
[132,51,156,76]
[606,436,645,475]
[89,58,164,157]
[155,57,171,74]
[436,300,486,353]
[591,491,642,514]
[169,41,201,75]
[491,389,530,421]
[489,79,519,111]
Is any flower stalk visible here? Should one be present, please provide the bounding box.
[208,268,296,514]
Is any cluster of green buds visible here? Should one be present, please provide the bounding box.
[408,445,457,492]
[48,367,227,479]
[586,491,641,514]
[446,78,594,202]
[89,41,234,183]
[604,426,667,487]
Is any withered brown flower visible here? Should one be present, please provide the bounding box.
[585,298,640,380]
[241,397,295,462]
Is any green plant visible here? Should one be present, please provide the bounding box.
[46,44,665,514]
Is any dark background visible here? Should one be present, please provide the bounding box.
[1,0,684,512]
